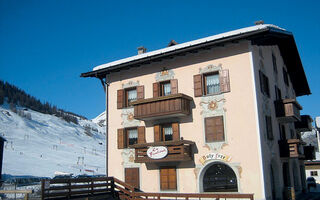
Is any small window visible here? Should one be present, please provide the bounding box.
[279,124,286,140]
[265,116,273,140]
[204,73,220,95]
[118,127,145,149]
[275,86,282,100]
[160,167,177,190]
[127,128,138,146]
[272,53,277,74]
[283,68,289,86]
[205,116,224,142]
[311,171,318,176]
[125,88,137,107]
[161,124,173,141]
[259,71,270,97]
[160,81,171,96]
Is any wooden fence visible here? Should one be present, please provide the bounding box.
[42,176,254,200]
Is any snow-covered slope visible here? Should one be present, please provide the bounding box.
[0,104,106,178]
[92,111,106,127]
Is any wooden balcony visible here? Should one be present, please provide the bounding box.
[279,139,304,158]
[274,99,302,123]
[131,93,192,120]
[304,145,316,160]
[130,140,194,163]
[295,115,313,132]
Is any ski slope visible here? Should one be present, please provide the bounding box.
[0,104,106,178]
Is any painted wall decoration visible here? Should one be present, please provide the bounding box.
[199,153,231,165]
[155,68,175,82]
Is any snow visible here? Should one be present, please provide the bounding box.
[92,24,290,72]
[91,111,106,127]
[0,105,106,178]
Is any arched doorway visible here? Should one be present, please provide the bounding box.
[201,162,238,192]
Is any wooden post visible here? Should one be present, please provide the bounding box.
[41,180,45,200]
[68,180,71,199]
[24,193,29,200]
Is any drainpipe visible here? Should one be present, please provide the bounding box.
[99,77,109,177]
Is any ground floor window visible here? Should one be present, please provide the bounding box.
[160,167,177,190]
[203,163,238,192]
[125,168,140,189]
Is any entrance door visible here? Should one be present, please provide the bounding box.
[125,168,140,189]
[202,163,238,192]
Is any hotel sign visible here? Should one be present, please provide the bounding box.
[199,153,231,165]
[147,146,168,159]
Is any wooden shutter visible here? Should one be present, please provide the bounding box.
[154,125,161,142]
[193,74,203,97]
[205,116,224,142]
[160,167,177,190]
[136,86,144,100]
[172,123,180,141]
[137,126,146,144]
[170,79,178,94]
[219,69,230,93]
[117,89,125,109]
[125,168,140,189]
[117,128,126,149]
[153,82,160,97]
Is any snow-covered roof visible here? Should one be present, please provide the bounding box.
[92,24,290,72]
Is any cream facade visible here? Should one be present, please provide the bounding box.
[81,24,313,200]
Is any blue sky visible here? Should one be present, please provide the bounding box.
[0,0,319,119]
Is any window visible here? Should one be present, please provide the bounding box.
[153,79,178,97]
[193,69,230,97]
[117,86,144,109]
[311,171,318,176]
[259,70,270,97]
[125,88,137,107]
[265,116,273,140]
[205,116,224,142]
[283,67,289,86]
[154,123,179,142]
[125,168,140,189]
[127,128,138,146]
[160,167,177,190]
[204,73,220,95]
[117,127,146,149]
[275,86,282,100]
[272,53,277,74]
[160,81,171,96]
[279,125,286,140]
[202,163,238,192]
[161,124,173,141]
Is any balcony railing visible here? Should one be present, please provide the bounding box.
[279,139,304,158]
[274,99,302,123]
[295,115,313,132]
[131,93,192,120]
[130,140,194,163]
[304,145,316,160]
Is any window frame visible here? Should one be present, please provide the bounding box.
[283,67,289,86]
[159,81,171,97]
[204,116,225,143]
[203,72,220,96]
[126,127,138,147]
[125,87,137,107]
[160,123,174,142]
[160,167,177,191]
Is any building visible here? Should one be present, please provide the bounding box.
[81,24,314,200]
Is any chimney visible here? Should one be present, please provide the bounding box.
[137,46,147,55]
[254,20,264,25]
